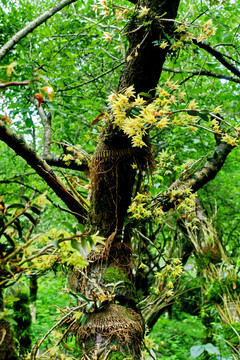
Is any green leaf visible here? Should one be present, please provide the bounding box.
[204,343,220,355]
[96,299,101,308]
[30,205,41,215]
[80,313,87,326]
[77,293,89,303]
[199,110,209,121]
[85,302,94,312]
[187,110,199,116]
[87,235,94,247]
[61,221,75,233]
[7,203,25,210]
[71,239,82,252]
[52,238,60,249]
[138,92,152,98]
[23,212,37,224]
[190,345,205,358]
[76,223,86,234]
[81,236,89,257]
[149,349,157,360]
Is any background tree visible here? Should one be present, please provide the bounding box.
[0,0,240,359]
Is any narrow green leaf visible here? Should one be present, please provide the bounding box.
[96,299,101,308]
[85,302,94,312]
[199,111,209,121]
[80,313,87,326]
[77,293,89,303]
[71,239,82,252]
[23,212,37,224]
[187,110,199,116]
[30,205,41,215]
[7,203,25,210]
[138,92,152,98]
[81,236,88,252]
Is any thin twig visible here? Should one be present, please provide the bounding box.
[134,229,168,263]
[30,305,85,360]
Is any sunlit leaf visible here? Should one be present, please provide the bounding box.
[6,61,18,76]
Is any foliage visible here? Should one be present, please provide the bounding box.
[148,312,206,359]
[1,0,240,358]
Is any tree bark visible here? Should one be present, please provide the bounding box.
[72,1,181,358]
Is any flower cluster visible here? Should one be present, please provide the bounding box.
[106,82,239,149]
[107,84,183,147]
[128,192,152,219]
[154,258,184,297]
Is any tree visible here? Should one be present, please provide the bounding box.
[0,0,239,359]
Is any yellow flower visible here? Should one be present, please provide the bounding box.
[188,126,197,132]
[170,41,183,50]
[138,6,150,17]
[134,95,145,106]
[188,99,198,109]
[173,258,181,265]
[197,33,208,42]
[155,272,163,280]
[170,82,180,91]
[139,262,147,269]
[131,135,146,147]
[156,116,170,129]
[114,45,121,52]
[124,85,135,98]
[63,154,74,161]
[213,105,222,114]
[166,289,174,297]
[179,91,186,99]
[103,31,111,42]
[157,86,170,98]
[127,55,133,61]
[160,41,169,49]
[175,23,186,33]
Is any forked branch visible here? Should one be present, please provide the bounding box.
[0,121,87,222]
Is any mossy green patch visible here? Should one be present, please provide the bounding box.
[103,267,131,285]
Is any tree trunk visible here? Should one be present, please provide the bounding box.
[70,1,180,358]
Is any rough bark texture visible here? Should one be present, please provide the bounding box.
[73,1,181,358]
[0,120,86,222]
[0,319,19,360]
[119,0,180,93]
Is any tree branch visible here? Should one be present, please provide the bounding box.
[154,139,235,211]
[192,40,240,79]
[29,97,52,157]
[0,0,78,61]
[0,80,36,88]
[163,66,240,84]
[43,154,89,172]
[0,121,87,222]
[118,0,181,94]
[58,62,124,92]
